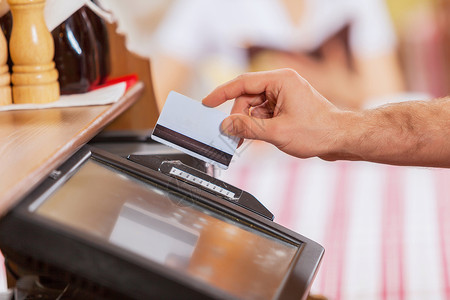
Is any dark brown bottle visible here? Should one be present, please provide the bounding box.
[52,7,100,94]
[85,6,111,85]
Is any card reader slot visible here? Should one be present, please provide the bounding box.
[159,160,242,201]
[127,154,274,220]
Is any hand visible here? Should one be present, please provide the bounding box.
[202,69,348,160]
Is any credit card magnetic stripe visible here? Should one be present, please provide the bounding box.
[152,124,232,167]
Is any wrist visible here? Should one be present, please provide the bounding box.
[321,110,364,161]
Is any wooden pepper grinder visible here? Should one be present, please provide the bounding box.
[0,0,11,105]
[8,0,59,104]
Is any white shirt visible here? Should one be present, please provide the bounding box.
[153,0,397,66]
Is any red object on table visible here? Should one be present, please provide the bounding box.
[93,74,139,92]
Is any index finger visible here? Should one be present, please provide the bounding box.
[202,70,278,107]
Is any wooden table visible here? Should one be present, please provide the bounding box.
[0,82,144,217]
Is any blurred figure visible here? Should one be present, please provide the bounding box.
[151,0,405,111]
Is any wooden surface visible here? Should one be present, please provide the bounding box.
[105,22,160,131]
[0,82,143,216]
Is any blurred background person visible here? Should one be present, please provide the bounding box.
[150,0,405,111]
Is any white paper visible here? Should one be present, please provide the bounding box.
[0,82,126,112]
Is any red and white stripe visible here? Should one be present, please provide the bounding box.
[219,142,450,300]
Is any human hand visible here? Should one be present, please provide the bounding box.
[202,69,348,160]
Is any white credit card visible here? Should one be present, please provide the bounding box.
[151,91,239,169]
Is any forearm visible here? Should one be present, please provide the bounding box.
[330,97,450,167]
[203,69,449,168]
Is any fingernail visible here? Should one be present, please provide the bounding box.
[221,117,235,135]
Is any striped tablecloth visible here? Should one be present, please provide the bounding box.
[218,141,450,300]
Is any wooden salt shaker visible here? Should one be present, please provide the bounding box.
[0,0,11,105]
[8,0,59,104]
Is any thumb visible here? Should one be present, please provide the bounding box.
[221,114,271,141]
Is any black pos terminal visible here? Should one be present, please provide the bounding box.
[0,135,324,300]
